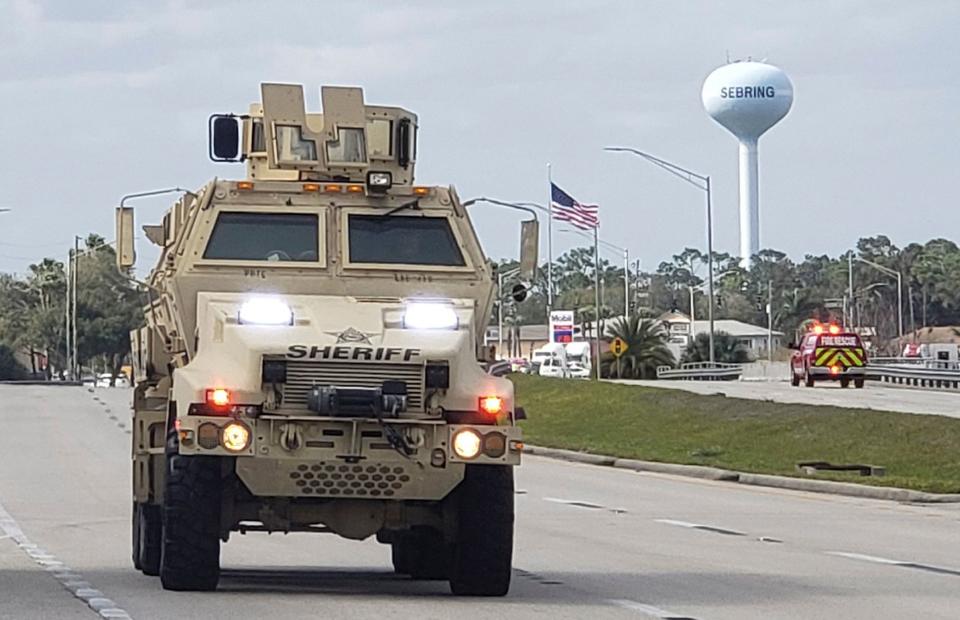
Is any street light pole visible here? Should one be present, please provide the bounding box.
[605,146,715,363]
[856,256,903,339]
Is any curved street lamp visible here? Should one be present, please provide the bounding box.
[605,146,717,363]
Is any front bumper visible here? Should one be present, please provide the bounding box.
[177,415,521,501]
[807,366,866,379]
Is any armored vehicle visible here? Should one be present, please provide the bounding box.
[117,83,531,596]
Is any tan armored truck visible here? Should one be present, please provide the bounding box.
[116,83,533,596]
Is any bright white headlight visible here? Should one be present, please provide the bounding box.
[238,298,293,326]
[402,302,458,330]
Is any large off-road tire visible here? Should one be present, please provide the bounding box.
[840,377,851,388]
[790,372,800,387]
[159,453,222,591]
[401,528,448,580]
[448,465,514,596]
[391,539,412,575]
[132,502,162,576]
[854,378,865,389]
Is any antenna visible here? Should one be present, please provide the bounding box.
[701,61,793,269]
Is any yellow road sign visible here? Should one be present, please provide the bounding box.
[611,337,628,358]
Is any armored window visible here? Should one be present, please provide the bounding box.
[367,119,392,158]
[347,215,465,267]
[204,212,319,262]
[250,118,266,153]
[274,125,317,163]
[326,127,366,164]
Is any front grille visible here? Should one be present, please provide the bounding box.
[280,360,425,411]
[287,461,413,497]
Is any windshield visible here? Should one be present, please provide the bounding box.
[204,212,319,262]
[347,214,465,266]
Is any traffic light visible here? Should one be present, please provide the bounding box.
[715,294,723,308]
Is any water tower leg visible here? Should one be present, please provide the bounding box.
[738,139,759,269]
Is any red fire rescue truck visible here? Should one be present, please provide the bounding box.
[790,322,867,388]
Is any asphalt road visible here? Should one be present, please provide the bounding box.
[2,385,959,619]
[611,378,960,418]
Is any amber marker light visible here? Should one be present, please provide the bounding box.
[324,184,343,193]
[479,396,504,416]
[346,184,364,193]
[236,181,255,190]
[206,388,231,408]
[303,183,321,192]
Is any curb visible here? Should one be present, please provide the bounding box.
[0,381,83,387]
[523,445,960,504]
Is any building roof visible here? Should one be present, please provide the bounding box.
[690,319,784,338]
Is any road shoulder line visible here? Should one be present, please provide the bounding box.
[0,498,132,619]
[524,445,960,503]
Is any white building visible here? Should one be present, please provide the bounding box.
[658,312,784,359]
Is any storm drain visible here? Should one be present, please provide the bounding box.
[288,462,412,497]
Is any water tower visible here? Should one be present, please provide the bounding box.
[702,61,793,268]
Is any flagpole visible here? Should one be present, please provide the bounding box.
[594,224,601,381]
[547,163,554,316]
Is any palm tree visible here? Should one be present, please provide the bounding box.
[681,331,751,364]
[602,316,675,379]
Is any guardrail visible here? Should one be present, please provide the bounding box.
[866,364,960,390]
[870,357,960,370]
[656,362,744,381]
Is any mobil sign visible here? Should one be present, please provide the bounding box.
[550,310,575,343]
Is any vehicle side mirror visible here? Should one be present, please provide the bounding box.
[787,341,798,350]
[519,219,539,280]
[209,115,241,161]
[115,206,136,269]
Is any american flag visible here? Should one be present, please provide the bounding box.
[550,183,599,231]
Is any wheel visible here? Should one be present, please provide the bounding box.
[448,465,514,596]
[790,371,800,387]
[133,502,162,576]
[159,451,222,591]
[804,369,815,387]
[854,378,865,389]
[391,539,412,575]
[840,377,850,388]
[394,528,448,580]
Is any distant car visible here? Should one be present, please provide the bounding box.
[538,357,567,378]
[510,358,530,373]
[96,373,130,388]
[568,362,590,379]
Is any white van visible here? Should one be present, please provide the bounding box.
[564,341,592,379]
[533,343,568,378]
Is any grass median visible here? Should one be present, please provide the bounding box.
[512,374,960,494]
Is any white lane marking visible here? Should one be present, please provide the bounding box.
[654,518,747,537]
[543,496,605,509]
[826,551,902,565]
[609,598,697,619]
[0,498,132,619]
[827,551,960,576]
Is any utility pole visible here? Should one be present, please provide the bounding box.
[593,226,602,381]
[64,247,71,379]
[767,279,773,363]
[72,236,79,380]
[848,252,854,329]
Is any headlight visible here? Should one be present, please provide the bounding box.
[238,298,293,326]
[402,302,458,330]
[221,422,251,452]
[452,429,482,459]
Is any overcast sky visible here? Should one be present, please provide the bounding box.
[1,0,958,276]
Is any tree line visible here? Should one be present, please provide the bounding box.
[500,235,960,353]
[0,235,143,381]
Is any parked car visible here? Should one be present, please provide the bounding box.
[96,373,130,388]
[568,362,590,379]
[538,357,567,378]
